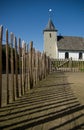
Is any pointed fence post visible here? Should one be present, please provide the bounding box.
[24,43,28,92]
[26,44,29,91]
[24,43,26,93]
[26,44,30,90]
[29,41,33,88]
[0,26,3,107]
[22,41,25,95]
[14,36,19,98]
[18,38,22,96]
[6,29,9,104]
[10,32,15,102]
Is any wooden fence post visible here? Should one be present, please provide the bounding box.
[29,41,33,88]
[38,52,41,80]
[42,52,45,78]
[18,38,22,96]
[35,51,38,84]
[14,36,19,98]
[81,60,83,71]
[24,43,28,92]
[26,44,30,91]
[6,29,9,104]
[10,32,15,102]
[24,43,26,93]
[26,44,30,90]
[37,51,40,80]
[48,57,51,73]
[37,51,39,81]
[0,26,3,107]
[0,25,51,107]
[47,56,50,74]
[44,53,46,78]
[39,52,42,80]
[32,48,36,87]
[34,50,37,85]
[22,41,25,95]
[46,56,48,74]
[69,57,72,71]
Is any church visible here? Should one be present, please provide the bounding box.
[43,19,84,60]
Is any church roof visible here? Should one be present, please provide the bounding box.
[57,36,84,51]
[44,19,57,31]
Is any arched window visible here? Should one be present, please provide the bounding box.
[65,52,69,59]
[79,52,82,59]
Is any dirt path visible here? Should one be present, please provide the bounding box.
[0,72,84,130]
[65,72,84,105]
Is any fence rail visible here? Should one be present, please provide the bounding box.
[51,58,84,72]
[0,26,51,107]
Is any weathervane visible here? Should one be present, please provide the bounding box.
[49,9,52,19]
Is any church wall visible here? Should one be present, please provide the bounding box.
[69,52,79,60]
[83,53,84,60]
[58,51,84,60]
[58,52,65,59]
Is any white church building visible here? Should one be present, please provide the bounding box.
[43,19,84,60]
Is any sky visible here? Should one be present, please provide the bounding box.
[0,0,84,52]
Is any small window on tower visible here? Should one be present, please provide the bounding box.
[49,33,51,38]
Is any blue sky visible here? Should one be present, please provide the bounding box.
[0,0,84,51]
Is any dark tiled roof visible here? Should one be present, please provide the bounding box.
[44,19,57,31]
[57,36,84,51]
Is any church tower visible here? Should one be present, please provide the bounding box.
[43,18,58,59]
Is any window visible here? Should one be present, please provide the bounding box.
[79,52,82,59]
[49,33,51,38]
[65,52,69,59]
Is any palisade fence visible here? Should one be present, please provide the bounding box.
[51,58,84,72]
[0,26,51,107]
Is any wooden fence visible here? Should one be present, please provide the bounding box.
[0,26,51,107]
[51,58,84,72]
